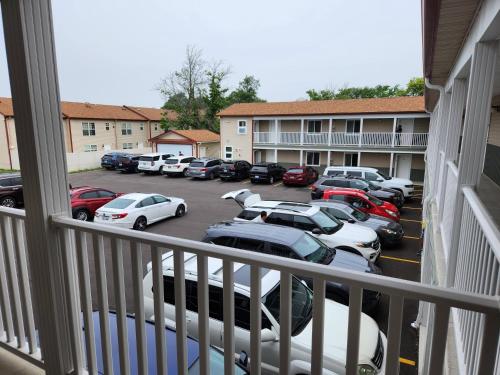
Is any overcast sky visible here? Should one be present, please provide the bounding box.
[0,0,422,108]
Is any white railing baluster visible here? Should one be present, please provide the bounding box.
[223,260,235,375]
[173,250,188,375]
[477,312,500,375]
[250,265,262,375]
[151,246,167,375]
[197,254,210,375]
[111,238,130,375]
[427,304,450,374]
[385,295,404,374]
[0,217,14,343]
[75,231,97,374]
[311,278,325,375]
[130,241,147,374]
[345,286,362,375]
[279,272,292,375]
[93,233,113,375]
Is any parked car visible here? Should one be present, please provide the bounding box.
[323,188,400,222]
[249,162,286,184]
[187,158,222,180]
[100,152,128,170]
[283,166,318,186]
[143,255,387,375]
[202,221,381,313]
[138,153,174,174]
[222,189,381,262]
[162,156,196,177]
[94,193,186,230]
[311,175,404,208]
[219,160,252,181]
[323,166,415,199]
[85,311,248,374]
[310,200,404,246]
[116,154,141,173]
[0,173,23,207]
[70,186,123,221]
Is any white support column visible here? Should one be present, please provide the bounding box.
[357,152,361,167]
[274,148,278,163]
[434,92,451,201]
[328,118,332,146]
[327,150,331,167]
[1,0,80,373]
[299,150,303,166]
[389,152,394,176]
[358,118,364,146]
[391,118,397,147]
[446,41,499,287]
[274,119,279,145]
[300,119,304,145]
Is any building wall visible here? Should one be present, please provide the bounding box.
[115,120,149,150]
[150,122,164,138]
[411,153,425,182]
[280,120,300,132]
[277,150,300,163]
[220,117,253,162]
[200,142,221,158]
[0,114,10,169]
[331,151,344,166]
[332,119,346,132]
[363,118,393,132]
[360,152,391,168]
[70,119,116,152]
[414,117,430,133]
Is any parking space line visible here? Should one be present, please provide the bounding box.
[380,255,420,264]
[273,182,283,187]
[400,218,422,223]
[400,357,416,366]
[241,180,251,184]
[403,235,421,240]
[403,206,422,210]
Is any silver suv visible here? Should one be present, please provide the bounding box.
[187,158,222,179]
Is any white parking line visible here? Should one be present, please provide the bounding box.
[273,182,283,187]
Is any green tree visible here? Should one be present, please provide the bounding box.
[203,62,230,132]
[227,75,265,104]
[305,89,335,100]
[404,77,424,96]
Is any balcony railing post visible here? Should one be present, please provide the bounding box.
[446,40,499,287]
[300,119,304,145]
[328,118,332,146]
[391,118,397,147]
[1,0,82,373]
[358,118,363,146]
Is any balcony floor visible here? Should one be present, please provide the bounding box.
[0,348,43,374]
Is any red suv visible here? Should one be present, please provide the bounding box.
[283,166,318,186]
[70,186,123,221]
[322,188,400,221]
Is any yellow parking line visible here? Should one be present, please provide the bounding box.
[273,182,283,187]
[400,357,416,366]
[400,218,422,223]
[380,255,420,264]
[404,235,421,240]
[403,206,422,210]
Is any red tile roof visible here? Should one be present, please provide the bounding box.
[0,97,14,117]
[126,106,178,121]
[150,129,220,143]
[218,96,426,117]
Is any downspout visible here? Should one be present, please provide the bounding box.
[4,116,12,170]
[67,117,74,153]
[148,121,152,151]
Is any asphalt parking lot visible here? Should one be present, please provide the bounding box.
[69,169,423,374]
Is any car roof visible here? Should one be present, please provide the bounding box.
[70,186,102,194]
[160,251,280,297]
[117,192,156,200]
[249,200,319,215]
[253,162,272,166]
[309,199,353,211]
[324,166,378,172]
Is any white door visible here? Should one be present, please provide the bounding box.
[199,146,207,158]
[398,119,414,146]
[395,154,412,179]
[157,143,193,156]
[254,150,262,163]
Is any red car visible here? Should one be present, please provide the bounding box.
[283,166,319,186]
[70,186,123,221]
[322,188,400,221]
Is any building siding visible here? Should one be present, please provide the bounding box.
[221,117,253,162]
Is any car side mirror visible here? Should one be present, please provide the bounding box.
[377,178,384,182]
[311,228,323,235]
[348,219,356,224]
[238,351,249,367]
[261,329,277,342]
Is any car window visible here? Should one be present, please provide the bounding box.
[293,215,317,231]
[211,236,236,247]
[163,276,176,305]
[326,169,344,176]
[153,195,169,204]
[327,195,345,202]
[266,213,294,226]
[162,155,169,160]
[234,238,265,251]
[269,243,298,259]
[181,157,193,163]
[350,180,368,190]
[236,210,260,221]
[104,198,135,209]
[80,191,99,199]
[346,170,362,177]
[98,190,115,198]
[365,172,380,181]
[138,197,155,207]
[327,207,351,220]
[11,177,22,185]
[166,158,179,164]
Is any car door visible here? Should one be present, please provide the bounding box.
[265,212,295,228]
[10,176,23,203]
[152,195,174,219]
[79,190,102,213]
[97,189,116,207]
[137,196,158,222]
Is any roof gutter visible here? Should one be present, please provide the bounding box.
[424,78,444,113]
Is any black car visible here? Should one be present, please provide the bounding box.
[115,154,141,173]
[220,160,252,181]
[101,152,128,170]
[311,175,404,208]
[202,221,381,314]
[249,162,286,184]
[310,200,404,246]
[0,174,23,207]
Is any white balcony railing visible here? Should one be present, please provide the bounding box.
[253,131,428,148]
[0,205,498,374]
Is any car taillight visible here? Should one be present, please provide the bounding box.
[201,168,207,172]
[176,165,180,168]
[112,213,128,219]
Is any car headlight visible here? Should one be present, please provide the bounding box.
[355,242,370,248]
[358,364,377,375]
[381,228,396,235]
[385,209,397,217]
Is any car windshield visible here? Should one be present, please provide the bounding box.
[311,209,343,234]
[378,171,391,180]
[292,234,333,264]
[103,198,135,209]
[367,181,381,190]
[251,165,268,172]
[287,168,304,173]
[262,276,313,336]
[365,194,384,206]
[165,159,179,164]
[351,207,369,221]
[188,347,247,374]
[190,162,205,167]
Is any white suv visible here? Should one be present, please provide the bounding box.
[143,253,387,375]
[162,156,196,177]
[222,189,381,262]
[138,152,173,174]
[323,166,414,199]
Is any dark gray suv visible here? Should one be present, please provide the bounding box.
[202,221,382,314]
[187,158,222,179]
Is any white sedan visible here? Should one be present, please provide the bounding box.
[94,193,187,230]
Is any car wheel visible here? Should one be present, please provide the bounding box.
[269,176,274,184]
[183,168,189,177]
[133,216,147,231]
[175,204,186,217]
[0,196,16,208]
[209,172,214,180]
[159,166,164,175]
[74,208,90,221]
[250,178,256,184]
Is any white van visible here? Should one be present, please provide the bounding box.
[323,166,414,199]
[137,152,173,174]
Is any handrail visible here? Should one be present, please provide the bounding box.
[50,214,499,314]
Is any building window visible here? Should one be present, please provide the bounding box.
[82,122,95,136]
[139,123,144,131]
[121,123,132,135]
[237,120,247,135]
[225,146,233,160]
[346,119,361,133]
[344,153,359,166]
[154,124,158,131]
[123,143,134,149]
[306,151,320,166]
[105,122,110,131]
[307,120,321,133]
[84,144,98,152]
